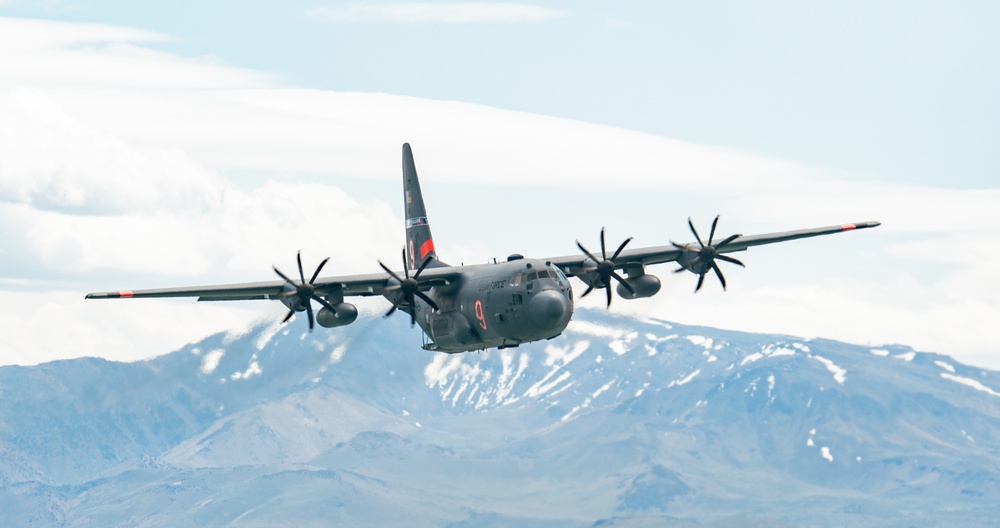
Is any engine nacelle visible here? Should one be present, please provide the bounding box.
[277,285,302,311]
[316,303,359,328]
[616,274,661,299]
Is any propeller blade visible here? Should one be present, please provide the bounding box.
[414,291,439,312]
[717,254,746,267]
[677,217,744,292]
[600,227,607,260]
[297,251,306,284]
[401,248,410,279]
[378,260,405,284]
[611,237,633,260]
[305,302,315,331]
[309,257,330,284]
[273,266,296,285]
[414,255,433,279]
[576,241,601,265]
[711,261,727,290]
[385,304,398,317]
[715,233,741,250]
[674,266,689,274]
[688,218,705,248]
[282,308,296,324]
[312,295,338,313]
[410,310,416,327]
[578,229,637,308]
[610,271,635,293]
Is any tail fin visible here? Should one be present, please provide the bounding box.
[402,143,445,269]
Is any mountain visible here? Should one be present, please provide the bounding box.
[2,309,999,527]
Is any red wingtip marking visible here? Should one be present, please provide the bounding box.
[419,239,435,259]
[120,291,134,298]
[841,224,857,231]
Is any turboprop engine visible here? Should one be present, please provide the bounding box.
[616,273,661,299]
[316,303,359,328]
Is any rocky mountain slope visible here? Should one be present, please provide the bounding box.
[2,309,999,526]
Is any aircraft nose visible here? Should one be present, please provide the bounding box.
[529,289,567,323]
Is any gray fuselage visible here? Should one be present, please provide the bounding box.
[400,258,574,353]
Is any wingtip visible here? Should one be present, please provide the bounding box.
[85,291,133,299]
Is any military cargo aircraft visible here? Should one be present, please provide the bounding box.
[87,144,880,353]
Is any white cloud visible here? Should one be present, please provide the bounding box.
[0,17,271,90]
[308,2,567,24]
[0,17,996,370]
[0,88,225,215]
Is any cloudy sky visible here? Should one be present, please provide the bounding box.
[0,2,997,369]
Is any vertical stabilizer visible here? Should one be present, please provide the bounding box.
[402,143,444,269]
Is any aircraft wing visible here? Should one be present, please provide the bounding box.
[548,220,881,277]
[85,267,461,302]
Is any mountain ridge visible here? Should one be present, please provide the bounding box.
[2,309,999,526]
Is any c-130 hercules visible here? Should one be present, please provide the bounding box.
[88,144,880,353]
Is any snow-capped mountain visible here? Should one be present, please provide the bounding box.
[2,310,999,527]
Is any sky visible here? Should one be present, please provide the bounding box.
[0,2,997,369]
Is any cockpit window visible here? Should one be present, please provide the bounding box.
[510,272,525,287]
[527,272,538,281]
[537,270,550,279]
[552,265,568,283]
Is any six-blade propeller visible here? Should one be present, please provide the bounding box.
[379,248,440,327]
[671,215,745,292]
[576,227,635,307]
[273,251,341,332]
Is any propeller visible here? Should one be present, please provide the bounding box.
[671,215,745,292]
[273,251,340,332]
[575,227,635,308]
[379,248,440,326]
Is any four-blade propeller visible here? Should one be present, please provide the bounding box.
[379,249,440,327]
[273,251,340,332]
[671,215,745,292]
[576,228,635,307]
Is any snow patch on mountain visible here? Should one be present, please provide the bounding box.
[545,340,590,367]
[685,335,713,348]
[494,349,529,405]
[935,360,956,373]
[565,320,639,355]
[567,320,626,338]
[200,348,224,374]
[740,343,798,367]
[524,370,572,399]
[941,373,1000,398]
[231,358,262,380]
[811,355,847,384]
[253,321,284,351]
[329,342,348,363]
[668,369,701,388]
